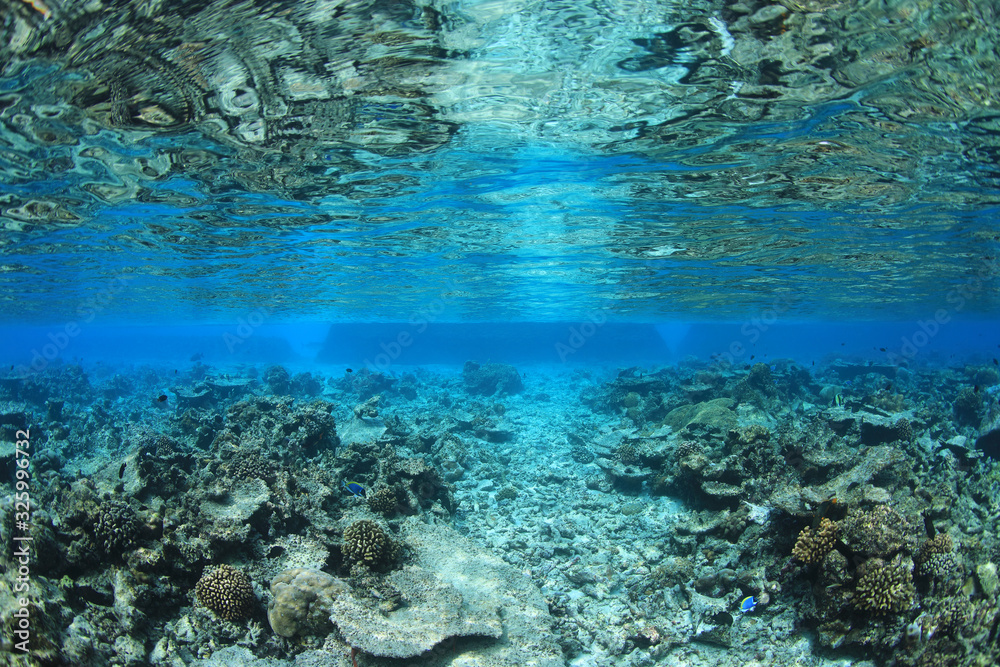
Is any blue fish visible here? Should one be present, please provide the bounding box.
[739,596,757,613]
[343,481,366,497]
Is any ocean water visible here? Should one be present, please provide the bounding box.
[2,1,1000,666]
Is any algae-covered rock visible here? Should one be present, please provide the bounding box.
[328,520,562,664]
[462,361,523,396]
[267,568,348,638]
[330,566,502,658]
[975,562,998,597]
[663,398,737,435]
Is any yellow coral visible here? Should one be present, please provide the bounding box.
[854,556,914,615]
[792,518,839,564]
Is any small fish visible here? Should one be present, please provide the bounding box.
[739,596,757,613]
[750,355,755,360]
[343,481,366,497]
[157,395,168,402]
[118,462,127,479]
[346,368,353,373]
[994,358,998,366]
[879,347,886,352]
[812,498,838,529]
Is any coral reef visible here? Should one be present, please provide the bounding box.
[93,498,139,556]
[267,568,348,638]
[342,520,393,567]
[366,487,398,514]
[792,518,839,564]
[2,355,999,667]
[462,360,523,396]
[854,556,915,615]
[195,565,257,622]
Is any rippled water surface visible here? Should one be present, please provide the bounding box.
[2,0,999,320]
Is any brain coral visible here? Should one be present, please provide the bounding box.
[196,564,256,621]
[343,520,392,566]
[267,568,349,638]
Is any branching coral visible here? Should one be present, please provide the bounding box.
[854,556,915,615]
[792,518,839,564]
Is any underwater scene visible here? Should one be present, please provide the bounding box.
[2,0,1000,666]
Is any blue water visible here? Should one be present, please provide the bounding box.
[3,2,1000,666]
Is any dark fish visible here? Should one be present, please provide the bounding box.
[974,385,980,393]
[743,364,751,370]
[750,355,755,360]
[157,395,168,402]
[879,347,886,352]
[345,368,353,373]
[812,498,838,529]
[174,369,178,374]
[841,342,845,346]
[994,358,998,365]
[923,513,936,538]
[812,361,815,365]
[118,462,126,479]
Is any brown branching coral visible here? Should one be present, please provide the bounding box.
[792,518,839,564]
[915,533,961,592]
[916,533,953,564]
[854,556,915,615]
[367,487,398,514]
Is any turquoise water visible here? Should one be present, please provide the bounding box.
[2,1,1000,666]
